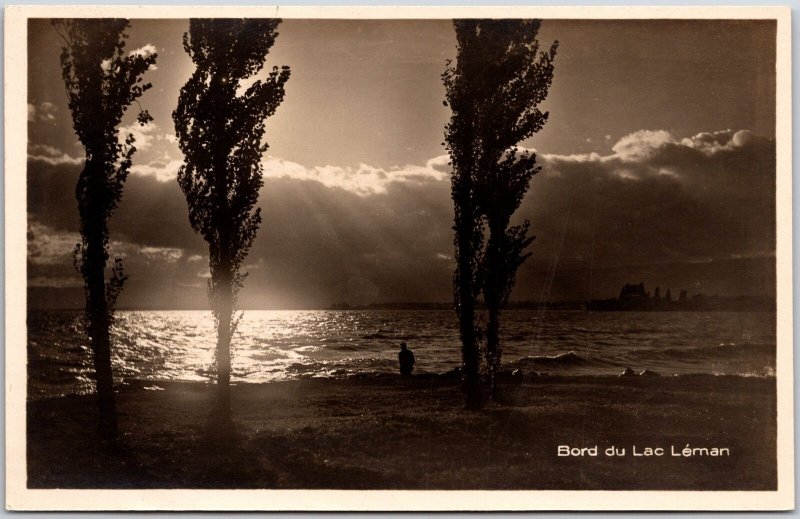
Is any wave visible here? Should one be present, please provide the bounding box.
[506,351,611,369]
[27,309,778,399]
[647,342,775,361]
[285,357,394,376]
[322,343,365,352]
[360,332,419,340]
[361,333,392,340]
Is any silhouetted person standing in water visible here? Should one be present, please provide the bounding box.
[399,342,415,375]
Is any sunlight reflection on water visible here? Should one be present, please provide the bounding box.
[28,309,776,399]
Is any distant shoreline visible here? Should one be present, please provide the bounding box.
[27,299,776,312]
[28,370,778,403]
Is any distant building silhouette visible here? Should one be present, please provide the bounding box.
[619,282,649,302]
[590,282,773,312]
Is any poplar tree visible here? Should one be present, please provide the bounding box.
[173,19,290,419]
[443,35,485,409]
[444,19,557,405]
[54,19,156,437]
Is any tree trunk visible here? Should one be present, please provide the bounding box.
[484,226,502,399]
[215,268,233,423]
[456,200,482,409]
[83,212,118,438]
[459,282,481,409]
[486,301,500,397]
[214,135,233,421]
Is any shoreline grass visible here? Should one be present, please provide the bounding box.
[27,374,776,490]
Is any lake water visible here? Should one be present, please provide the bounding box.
[28,309,776,399]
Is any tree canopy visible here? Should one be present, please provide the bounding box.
[174,19,290,304]
[53,18,157,436]
[444,19,557,405]
[173,19,290,418]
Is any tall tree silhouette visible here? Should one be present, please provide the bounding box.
[173,19,290,419]
[474,20,557,397]
[443,24,487,410]
[444,19,557,405]
[53,19,156,437]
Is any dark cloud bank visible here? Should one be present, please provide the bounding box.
[28,128,775,309]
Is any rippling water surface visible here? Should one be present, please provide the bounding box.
[28,309,776,399]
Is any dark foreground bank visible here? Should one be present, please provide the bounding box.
[27,374,776,489]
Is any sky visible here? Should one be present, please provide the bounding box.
[27,18,777,309]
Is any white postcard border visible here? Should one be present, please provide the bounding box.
[5,4,793,511]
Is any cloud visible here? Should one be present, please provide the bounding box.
[28,276,83,289]
[542,128,771,185]
[139,246,184,263]
[27,218,80,267]
[27,158,201,251]
[27,128,776,307]
[28,218,183,269]
[127,43,159,71]
[101,45,157,73]
[129,157,183,182]
[424,154,452,172]
[261,154,450,196]
[680,129,757,155]
[27,216,209,303]
[532,128,775,272]
[119,122,159,151]
[113,123,181,179]
[610,129,673,161]
[27,102,57,123]
[127,152,452,192]
[608,128,758,162]
[130,43,157,58]
[27,143,83,166]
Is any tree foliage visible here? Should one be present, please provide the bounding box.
[443,38,485,409]
[53,18,156,436]
[173,19,290,416]
[444,19,557,406]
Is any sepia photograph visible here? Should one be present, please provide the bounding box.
[5,5,793,511]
